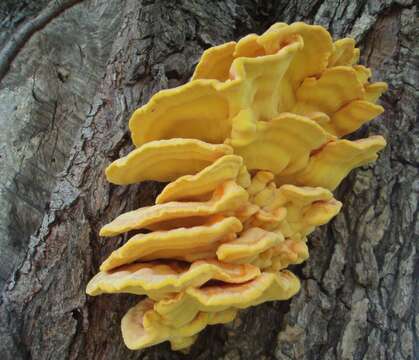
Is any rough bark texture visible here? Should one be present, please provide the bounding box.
[0,1,417,359]
[0,0,122,287]
[0,0,85,81]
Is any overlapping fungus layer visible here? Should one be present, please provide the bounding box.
[86,22,386,351]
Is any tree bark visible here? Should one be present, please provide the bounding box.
[0,0,122,288]
[0,1,417,360]
[0,0,85,82]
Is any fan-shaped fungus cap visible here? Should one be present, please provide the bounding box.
[100,180,248,236]
[229,112,330,175]
[216,227,284,264]
[87,260,260,300]
[273,184,335,207]
[245,207,287,231]
[156,154,243,203]
[129,80,238,147]
[121,299,237,350]
[246,171,275,195]
[276,136,386,190]
[100,216,242,270]
[155,271,300,323]
[106,139,233,185]
[293,66,385,137]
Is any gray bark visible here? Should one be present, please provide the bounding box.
[0,1,417,359]
[0,0,122,287]
[0,0,85,81]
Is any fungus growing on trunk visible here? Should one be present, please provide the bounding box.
[86,22,386,351]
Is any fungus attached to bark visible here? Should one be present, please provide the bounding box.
[86,21,387,352]
[216,227,284,264]
[121,299,238,350]
[99,180,248,236]
[99,216,243,269]
[229,112,330,175]
[154,271,300,322]
[156,154,244,203]
[106,139,233,185]
[87,260,260,300]
[276,136,386,190]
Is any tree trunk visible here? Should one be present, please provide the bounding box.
[0,1,417,359]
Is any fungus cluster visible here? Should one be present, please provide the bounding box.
[86,22,386,351]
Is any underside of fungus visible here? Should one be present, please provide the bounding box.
[86,22,387,351]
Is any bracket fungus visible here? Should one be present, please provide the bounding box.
[86,22,387,351]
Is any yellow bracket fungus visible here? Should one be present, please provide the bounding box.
[121,299,237,350]
[106,139,233,185]
[153,271,300,326]
[87,260,260,300]
[276,136,386,190]
[256,238,310,271]
[87,22,387,351]
[99,216,242,270]
[99,180,248,236]
[216,227,284,264]
[156,154,243,203]
[229,112,330,175]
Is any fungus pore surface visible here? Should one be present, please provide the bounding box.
[86,22,387,351]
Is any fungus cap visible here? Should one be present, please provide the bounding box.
[216,227,284,264]
[87,260,260,300]
[106,139,233,185]
[100,216,242,270]
[156,154,243,204]
[155,270,300,321]
[276,136,386,190]
[100,180,248,236]
[121,299,237,350]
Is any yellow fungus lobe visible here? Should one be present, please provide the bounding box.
[106,139,233,185]
[100,216,243,269]
[87,260,260,300]
[100,180,248,236]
